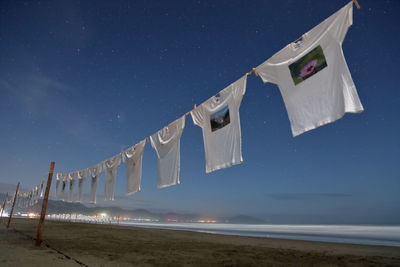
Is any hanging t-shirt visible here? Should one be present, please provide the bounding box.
[150,116,185,188]
[87,164,102,204]
[31,188,35,205]
[33,186,39,204]
[123,139,146,195]
[255,1,363,137]
[16,193,21,208]
[104,154,122,201]
[26,191,32,207]
[191,75,247,173]
[55,173,61,199]
[76,170,86,202]
[68,172,76,202]
[61,174,68,201]
[39,180,45,198]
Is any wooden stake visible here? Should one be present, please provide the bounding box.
[352,0,361,9]
[35,162,55,246]
[7,182,20,229]
[0,192,9,222]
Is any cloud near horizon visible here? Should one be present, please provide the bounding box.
[267,193,352,201]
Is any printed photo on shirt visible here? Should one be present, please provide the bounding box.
[210,105,230,132]
[289,45,327,85]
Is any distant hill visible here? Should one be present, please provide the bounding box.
[0,192,266,224]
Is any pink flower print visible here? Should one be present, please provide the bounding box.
[299,59,318,78]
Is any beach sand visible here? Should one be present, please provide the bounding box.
[1,218,399,266]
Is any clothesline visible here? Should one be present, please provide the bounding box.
[183,68,258,117]
[180,0,360,119]
[58,1,363,204]
[13,1,364,208]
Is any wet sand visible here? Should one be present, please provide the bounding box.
[1,218,399,266]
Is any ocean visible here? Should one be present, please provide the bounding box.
[120,222,400,247]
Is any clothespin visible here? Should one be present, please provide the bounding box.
[352,0,361,9]
[245,68,258,77]
[184,104,196,116]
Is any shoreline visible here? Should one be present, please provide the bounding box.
[1,218,400,266]
[117,221,400,247]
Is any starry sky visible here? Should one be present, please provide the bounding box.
[0,0,399,224]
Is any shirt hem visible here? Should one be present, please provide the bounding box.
[157,181,180,189]
[206,160,243,174]
[292,107,364,137]
[126,189,140,195]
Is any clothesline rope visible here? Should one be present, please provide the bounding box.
[57,0,364,176]
[181,0,361,118]
[17,1,363,207]
[183,67,257,117]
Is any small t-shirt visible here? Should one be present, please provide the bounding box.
[61,173,68,201]
[68,172,76,202]
[255,1,363,137]
[103,154,122,201]
[76,170,86,202]
[55,173,62,198]
[87,164,102,204]
[123,139,146,195]
[150,116,185,188]
[39,180,45,198]
[191,75,247,173]
[33,185,39,204]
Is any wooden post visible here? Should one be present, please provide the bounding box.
[35,162,55,246]
[7,182,20,229]
[0,192,9,222]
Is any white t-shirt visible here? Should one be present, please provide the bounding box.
[55,173,63,199]
[60,173,68,201]
[28,191,32,206]
[255,1,363,137]
[150,116,185,188]
[191,75,247,173]
[103,154,122,201]
[76,170,86,202]
[33,185,39,204]
[39,180,45,198]
[68,172,76,202]
[123,139,146,195]
[87,164,102,204]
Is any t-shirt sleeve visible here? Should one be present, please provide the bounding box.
[177,115,186,131]
[328,1,353,45]
[136,139,147,154]
[254,60,279,85]
[149,132,160,155]
[232,75,247,107]
[190,105,206,128]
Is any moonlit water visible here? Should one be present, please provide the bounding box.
[120,222,400,247]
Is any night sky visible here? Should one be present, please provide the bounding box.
[0,0,399,224]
